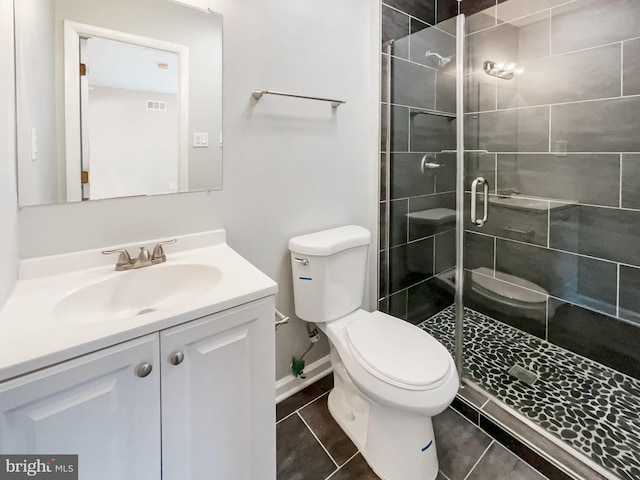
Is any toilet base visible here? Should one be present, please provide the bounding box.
[327,359,440,480]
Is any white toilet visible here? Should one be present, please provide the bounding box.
[289,225,459,480]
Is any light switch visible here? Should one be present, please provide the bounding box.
[193,133,209,148]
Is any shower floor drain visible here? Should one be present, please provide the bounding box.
[507,364,539,386]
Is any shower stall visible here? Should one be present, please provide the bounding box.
[379,1,640,479]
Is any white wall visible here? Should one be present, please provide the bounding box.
[17,0,380,381]
[0,0,20,307]
[14,0,59,205]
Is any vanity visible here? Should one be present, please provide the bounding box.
[0,230,277,480]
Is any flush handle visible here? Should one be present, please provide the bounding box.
[294,258,309,266]
[169,352,184,366]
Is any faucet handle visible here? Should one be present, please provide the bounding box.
[102,248,132,270]
[137,246,152,263]
[151,239,177,263]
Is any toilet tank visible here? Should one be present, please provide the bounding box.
[288,226,371,323]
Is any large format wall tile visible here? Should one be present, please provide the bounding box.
[410,112,456,151]
[389,199,408,247]
[496,154,620,206]
[465,107,550,152]
[407,276,454,324]
[465,152,496,191]
[382,5,410,58]
[435,230,456,273]
[466,22,519,75]
[390,152,436,198]
[623,38,640,96]
[550,204,640,267]
[410,19,455,68]
[496,0,566,23]
[551,0,640,55]
[389,236,434,292]
[622,154,640,210]
[390,105,409,151]
[495,239,617,315]
[383,0,436,25]
[464,231,494,271]
[465,194,549,247]
[550,96,640,152]
[465,71,497,113]
[619,265,640,325]
[497,43,621,109]
[392,58,436,109]
[548,299,640,379]
[436,0,458,24]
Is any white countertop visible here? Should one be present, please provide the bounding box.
[0,230,277,382]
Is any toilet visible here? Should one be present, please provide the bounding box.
[289,225,458,480]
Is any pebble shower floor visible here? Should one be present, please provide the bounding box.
[419,306,640,480]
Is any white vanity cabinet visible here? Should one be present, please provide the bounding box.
[0,297,276,480]
[0,334,162,480]
[160,297,276,480]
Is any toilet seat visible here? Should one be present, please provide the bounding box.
[345,311,450,390]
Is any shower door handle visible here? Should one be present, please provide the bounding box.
[470,177,489,227]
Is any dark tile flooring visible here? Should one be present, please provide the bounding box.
[276,374,547,480]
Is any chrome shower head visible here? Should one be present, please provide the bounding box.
[425,51,454,69]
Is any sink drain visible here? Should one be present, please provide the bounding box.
[137,308,156,316]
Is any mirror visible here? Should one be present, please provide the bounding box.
[14,0,222,207]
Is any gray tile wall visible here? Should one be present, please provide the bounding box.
[463,0,640,379]
[380,0,459,323]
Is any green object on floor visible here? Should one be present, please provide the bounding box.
[291,356,305,377]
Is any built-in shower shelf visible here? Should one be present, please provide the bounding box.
[406,208,456,225]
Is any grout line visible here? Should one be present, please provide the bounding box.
[480,398,491,409]
[463,441,495,480]
[297,411,340,469]
[621,41,624,96]
[465,91,640,115]
[619,153,623,208]
[616,264,621,318]
[276,390,330,425]
[324,451,360,480]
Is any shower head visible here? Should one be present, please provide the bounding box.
[425,51,454,69]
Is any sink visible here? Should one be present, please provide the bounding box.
[53,264,223,323]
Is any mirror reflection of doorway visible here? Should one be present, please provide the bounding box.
[80,36,180,200]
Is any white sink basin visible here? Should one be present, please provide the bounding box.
[53,264,223,323]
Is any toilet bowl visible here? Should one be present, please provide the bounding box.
[289,225,458,480]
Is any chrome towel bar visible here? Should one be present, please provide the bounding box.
[252,89,346,108]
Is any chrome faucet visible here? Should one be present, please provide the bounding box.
[103,239,177,271]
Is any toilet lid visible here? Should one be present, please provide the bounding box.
[345,312,450,388]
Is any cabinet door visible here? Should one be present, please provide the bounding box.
[0,334,161,480]
[161,297,276,480]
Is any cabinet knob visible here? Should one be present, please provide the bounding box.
[136,363,153,378]
[169,352,185,365]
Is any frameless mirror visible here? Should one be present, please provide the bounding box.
[14,0,222,207]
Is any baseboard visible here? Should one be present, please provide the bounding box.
[275,354,332,404]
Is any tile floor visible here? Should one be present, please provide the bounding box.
[420,306,640,480]
[276,374,548,480]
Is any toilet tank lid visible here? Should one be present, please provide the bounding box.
[289,225,371,256]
